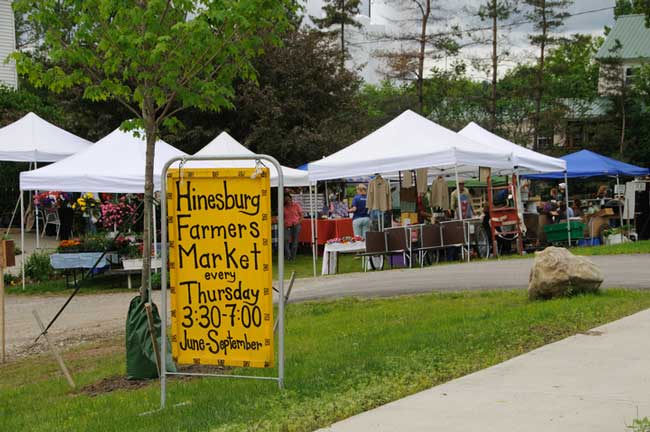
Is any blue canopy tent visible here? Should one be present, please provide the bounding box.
[527,150,649,244]
[526,149,649,179]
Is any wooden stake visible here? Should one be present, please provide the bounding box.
[33,310,75,388]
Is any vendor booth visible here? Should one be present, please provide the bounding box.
[0,112,93,246]
[19,127,187,288]
[526,149,649,245]
[458,122,569,249]
[306,110,516,276]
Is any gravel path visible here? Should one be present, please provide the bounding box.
[5,254,650,359]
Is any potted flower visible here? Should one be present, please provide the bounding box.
[121,242,161,270]
[602,225,631,246]
[50,235,116,269]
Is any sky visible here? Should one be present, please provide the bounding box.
[306,0,620,83]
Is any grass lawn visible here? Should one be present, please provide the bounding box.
[2,289,650,431]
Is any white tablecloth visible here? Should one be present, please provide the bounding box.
[322,241,366,275]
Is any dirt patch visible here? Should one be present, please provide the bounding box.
[581,330,604,336]
[80,376,153,396]
[78,364,228,396]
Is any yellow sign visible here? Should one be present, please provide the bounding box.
[166,168,273,368]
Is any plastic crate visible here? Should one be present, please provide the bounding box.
[543,221,585,243]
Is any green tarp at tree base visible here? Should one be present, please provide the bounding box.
[126,295,176,380]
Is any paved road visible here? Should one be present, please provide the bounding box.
[320,307,650,432]
[5,254,650,358]
[289,254,650,301]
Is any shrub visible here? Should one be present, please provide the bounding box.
[3,272,19,286]
[25,250,54,282]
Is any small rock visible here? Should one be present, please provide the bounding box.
[528,246,603,300]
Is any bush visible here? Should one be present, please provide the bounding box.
[3,272,19,286]
[25,250,55,282]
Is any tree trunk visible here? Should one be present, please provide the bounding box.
[417,0,431,114]
[490,0,498,132]
[140,96,156,302]
[341,19,345,70]
[620,95,626,156]
[533,2,547,151]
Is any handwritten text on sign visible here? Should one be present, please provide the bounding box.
[167,168,273,367]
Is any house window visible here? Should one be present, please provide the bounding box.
[537,135,553,149]
[625,67,638,85]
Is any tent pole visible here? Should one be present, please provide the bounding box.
[34,162,39,250]
[310,182,317,277]
[20,191,25,291]
[617,175,624,232]
[153,201,158,274]
[454,165,465,261]
[565,172,571,246]
[4,192,21,238]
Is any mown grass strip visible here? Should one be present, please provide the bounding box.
[2,289,650,431]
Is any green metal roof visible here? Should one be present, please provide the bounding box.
[560,98,612,120]
[595,14,650,60]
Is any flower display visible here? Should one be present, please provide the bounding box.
[100,201,138,230]
[326,235,363,244]
[57,239,82,252]
[71,193,103,226]
[33,191,71,208]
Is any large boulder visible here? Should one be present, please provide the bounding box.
[528,246,604,300]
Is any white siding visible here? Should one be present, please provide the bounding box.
[0,0,17,89]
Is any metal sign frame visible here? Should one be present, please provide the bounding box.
[159,154,285,409]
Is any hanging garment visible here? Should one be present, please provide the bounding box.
[402,170,414,187]
[430,177,449,210]
[367,176,391,212]
[416,168,428,196]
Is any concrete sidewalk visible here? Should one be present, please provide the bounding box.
[320,308,650,432]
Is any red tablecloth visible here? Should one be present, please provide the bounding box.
[298,218,354,245]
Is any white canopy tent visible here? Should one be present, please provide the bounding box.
[304,110,516,276]
[308,110,514,182]
[20,128,187,192]
[458,122,572,243]
[0,112,92,162]
[18,127,187,289]
[190,132,310,187]
[458,122,566,174]
[0,112,93,248]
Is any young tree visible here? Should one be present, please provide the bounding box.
[614,0,649,18]
[311,0,362,69]
[477,0,519,132]
[599,40,630,156]
[375,0,460,114]
[523,0,572,150]
[13,0,292,365]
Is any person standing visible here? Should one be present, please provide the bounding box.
[350,184,370,239]
[283,194,303,261]
[450,181,474,219]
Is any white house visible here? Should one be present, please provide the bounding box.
[595,14,650,95]
[0,0,17,89]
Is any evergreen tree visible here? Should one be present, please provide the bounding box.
[478,0,519,132]
[311,0,363,69]
[523,0,573,150]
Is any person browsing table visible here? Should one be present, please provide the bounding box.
[283,194,303,261]
[350,184,370,239]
